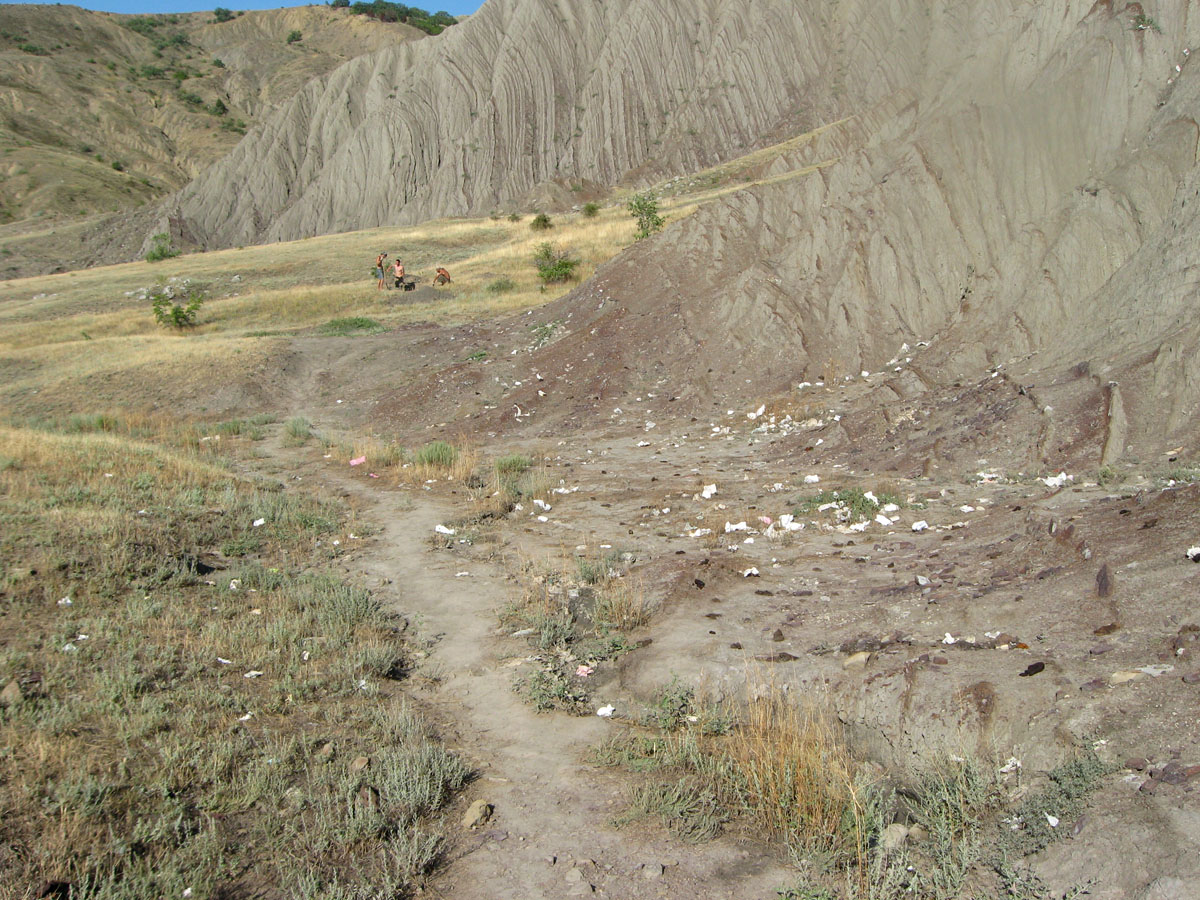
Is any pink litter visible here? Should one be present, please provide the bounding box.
[349,456,367,466]
[575,664,594,678]
[369,473,380,478]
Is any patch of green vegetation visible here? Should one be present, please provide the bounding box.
[1132,13,1162,33]
[465,349,487,361]
[220,117,248,135]
[285,416,312,444]
[1001,749,1110,858]
[413,440,457,469]
[530,212,553,231]
[286,30,303,44]
[485,277,515,294]
[213,7,235,23]
[582,201,601,217]
[346,2,458,35]
[319,317,385,336]
[797,487,901,523]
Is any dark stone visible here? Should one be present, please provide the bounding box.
[1018,661,1046,677]
[771,629,785,642]
[1182,672,1200,684]
[1096,564,1112,598]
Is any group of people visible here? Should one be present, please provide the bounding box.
[374,252,452,290]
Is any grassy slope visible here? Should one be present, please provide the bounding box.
[0,5,423,229]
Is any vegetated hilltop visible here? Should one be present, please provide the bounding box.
[365,0,1200,463]
[0,4,425,231]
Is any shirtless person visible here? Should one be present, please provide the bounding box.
[392,258,406,289]
[432,266,451,286]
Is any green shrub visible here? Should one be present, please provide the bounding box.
[582,201,600,217]
[529,212,553,231]
[285,417,312,443]
[507,212,521,223]
[532,242,578,284]
[485,277,515,294]
[149,278,204,328]
[208,98,228,116]
[627,191,664,240]
[211,57,225,67]
[213,7,234,22]
[111,160,125,172]
[145,232,179,262]
[286,30,302,44]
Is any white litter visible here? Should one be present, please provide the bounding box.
[959,505,975,513]
[637,440,651,447]
[455,571,470,577]
[1187,546,1200,562]
[804,475,821,484]
[217,657,232,665]
[912,521,929,532]
[252,518,266,528]
[434,524,456,535]
[725,521,750,532]
[742,567,760,577]
[243,671,263,678]
[689,528,713,538]
[1042,472,1073,488]
[537,515,549,523]
[238,713,253,722]
[942,633,957,644]
[533,499,552,511]
[61,643,79,653]
[999,757,1022,774]
[916,575,931,586]
[863,491,879,504]
[596,705,615,717]
[701,484,718,499]
[881,503,900,514]
[875,514,892,527]
[229,579,242,590]
[1045,814,1059,828]
[58,597,72,606]
[1137,664,1174,677]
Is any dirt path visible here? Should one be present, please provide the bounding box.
[303,462,793,900]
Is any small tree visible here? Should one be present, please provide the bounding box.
[213,7,234,23]
[332,0,350,7]
[286,30,302,44]
[530,212,553,231]
[533,242,578,284]
[627,191,664,240]
[582,201,600,218]
[150,278,205,329]
[145,233,178,262]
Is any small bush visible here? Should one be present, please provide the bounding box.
[145,232,179,262]
[286,30,303,44]
[1132,13,1162,33]
[532,242,578,284]
[149,278,204,329]
[209,98,228,116]
[529,212,552,231]
[582,201,600,217]
[111,160,125,172]
[507,212,521,223]
[213,7,234,22]
[211,57,225,67]
[627,191,664,240]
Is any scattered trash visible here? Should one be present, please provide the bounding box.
[943,633,957,644]
[912,521,929,532]
[349,456,367,466]
[217,657,232,665]
[1042,472,1073,488]
[229,579,242,591]
[243,671,264,678]
[875,514,892,527]
[701,484,718,499]
[575,664,594,677]
[533,499,552,511]
[804,474,821,484]
[434,524,456,535]
[1000,757,1022,774]
[596,705,615,717]
[455,571,470,577]
[57,597,72,607]
[252,518,266,528]
[61,642,79,653]
[1187,546,1200,563]
[1045,813,1060,828]
[725,521,750,533]
[742,567,760,577]
[688,528,713,538]
[238,713,253,722]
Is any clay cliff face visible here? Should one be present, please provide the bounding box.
[170,0,858,247]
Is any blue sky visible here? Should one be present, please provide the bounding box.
[0,0,482,14]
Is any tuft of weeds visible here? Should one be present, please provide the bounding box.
[400,440,476,485]
[624,777,726,842]
[1000,748,1110,857]
[485,277,515,294]
[285,415,312,444]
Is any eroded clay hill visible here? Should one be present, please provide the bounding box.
[0,4,424,231]
[356,0,1200,464]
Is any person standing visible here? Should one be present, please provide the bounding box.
[375,252,387,289]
